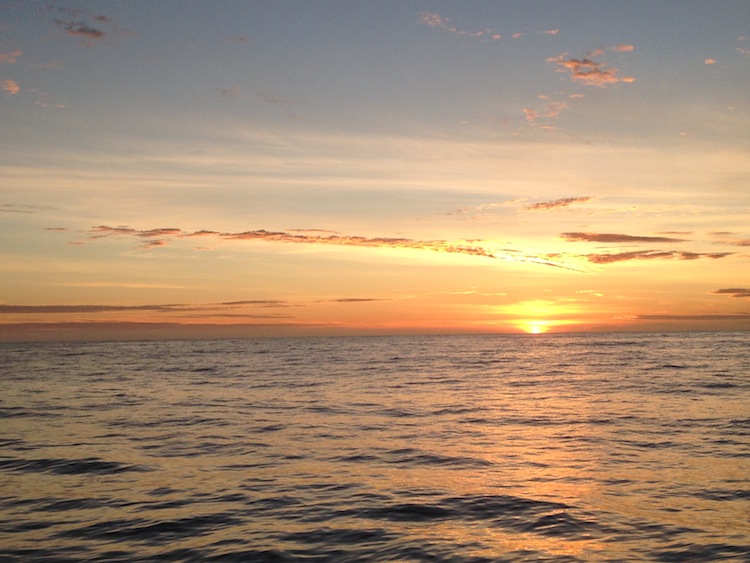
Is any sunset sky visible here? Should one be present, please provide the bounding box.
[1,0,749,340]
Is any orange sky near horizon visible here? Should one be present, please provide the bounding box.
[1,1,749,340]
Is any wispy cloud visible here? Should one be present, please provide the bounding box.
[581,250,732,264]
[418,12,500,39]
[1,80,19,95]
[1,203,54,214]
[637,313,750,321]
[0,300,293,315]
[49,8,126,45]
[255,92,292,107]
[612,44,635,52]
[54,19,106,40]
[711,236,750,247]
[711,288,750,299]
[317,298,390,303]
[84,224,581,271]
[0,50,21,64]
[522,100,569,127]
[561,232,687,243]
[526,197,593,211]
[705,58,717,65]
[548,53,635,87]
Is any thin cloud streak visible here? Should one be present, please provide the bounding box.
[0,301,293,315]
[561,232,688,243]
[418,12,495,39]
[638,314,750,321]
[582,250,732,264]
[712,288,750,299]
[85,225,583,272]
[526,197,593,211]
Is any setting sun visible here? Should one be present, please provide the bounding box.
[525,322,549,334]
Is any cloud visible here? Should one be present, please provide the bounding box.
[711,288,750,299]
[255,92,291,106]
[1,80,19,95]
[49,9,125,44]
[88,225,181,247]
[220,86,242,98]
[612,44,635,52]
[561,232,687,243]
[522,100,569,126]
[0,300,293,315]
[705,58,717,65]
[0,50,21,64]
[525,197,593,211]
[54,20,106,39]
[541,29,559,35]
[418,12,498,39]
[84,224,582,271]
[1,203,55,214]
[637,313,750,321]
[318,298,390,303]
[220,300,291,307]
[582,250,732,264]
[549,55,635,87]
[711,236,750,247]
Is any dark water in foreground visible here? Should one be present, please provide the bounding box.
[1,332,749,562]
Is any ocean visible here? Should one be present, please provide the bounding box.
[1,332,748,562]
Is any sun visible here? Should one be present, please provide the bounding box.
[524,321,550,334]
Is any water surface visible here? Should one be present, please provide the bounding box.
[1,332,749,561]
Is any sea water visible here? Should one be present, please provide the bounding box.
[1,332,748,561]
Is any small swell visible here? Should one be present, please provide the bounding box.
[0,456,152,476]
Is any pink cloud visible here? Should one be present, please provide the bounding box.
[0,50,21,64]
[612,44,634,52]
[705,58,717,65]
[549,55,635,87]
[1,80,19,95]
[522,99,569,127]
[418,12,494,39]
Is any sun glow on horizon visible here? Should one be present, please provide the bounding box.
[522,320,550,334]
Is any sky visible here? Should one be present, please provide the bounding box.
[1,0,749,340]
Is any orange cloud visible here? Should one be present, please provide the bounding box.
[705,58,717,65]
[0,300,293,315]
[522,100,569,126]
[638,313,750,321]
[1,80,19,95]
[0,50,21,64]
[582,250,732,264]
[561,232,687,243]
[525,197,592,211]
[712,288,750,299]
[418,12,497,39]
[612,44,635,52]
[85,225,581,271]
[549,55,635,87]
